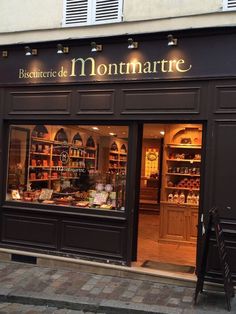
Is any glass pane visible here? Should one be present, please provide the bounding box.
[6,125,128,212]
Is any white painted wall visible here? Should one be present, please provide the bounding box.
[0,0,234,45]
[124,0,222,21]
[0,0,63,32]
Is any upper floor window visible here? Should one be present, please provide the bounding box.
[63,0,123,27]
[223,0,236,11]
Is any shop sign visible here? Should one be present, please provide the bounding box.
[17,57,192,81]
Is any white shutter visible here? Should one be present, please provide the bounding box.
[93,0,123,24]
[63,0,89,26]
[63,0,123,27]
[223,0,236,11]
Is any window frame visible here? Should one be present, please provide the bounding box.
[62,0,123,28]
[4,121,131,218]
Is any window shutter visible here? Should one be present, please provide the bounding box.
[63,0,89,26]
[223,0,236,11]
[94,0,122,24]
[63,0,122,26]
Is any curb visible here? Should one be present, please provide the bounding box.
[0,294,172,314]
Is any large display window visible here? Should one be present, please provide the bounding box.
[6,124,129,212]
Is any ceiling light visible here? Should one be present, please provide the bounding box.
[25,46,37,56]
[92,127,99,130]
[128,38,138,49]
[167,34,178,46]
[160,131,165,136]
[57,44,69,54]
[109,132,116,136]
[91,42,102,52]
[2,50,8,58]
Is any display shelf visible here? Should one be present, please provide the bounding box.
[166,173,200,177]
[166,144,201,149]
[30,152,50,156]
[29,179,49,182]
[28,130,98,189]
[166,158,201,163]
[165,186,199,191]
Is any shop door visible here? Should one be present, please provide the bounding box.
[134,123,203,274]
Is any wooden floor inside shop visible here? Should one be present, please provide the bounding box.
[135,212,196,268]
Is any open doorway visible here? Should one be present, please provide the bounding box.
[135,123,202,275]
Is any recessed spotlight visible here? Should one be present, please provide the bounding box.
[92,127,99,130]
[160,131,165,136]
[109,132,116,136]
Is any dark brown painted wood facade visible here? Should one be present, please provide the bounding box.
[1,28,236,282]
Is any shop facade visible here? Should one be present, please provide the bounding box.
[1,28,236,282]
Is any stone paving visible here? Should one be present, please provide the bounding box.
[0,260,234,313]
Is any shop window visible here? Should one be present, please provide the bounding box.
[223,0,236,11]
[62,0,123,27]
[6,125,128,212]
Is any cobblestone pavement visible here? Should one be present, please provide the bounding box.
[0,260,234,313]
[0,302,103,313]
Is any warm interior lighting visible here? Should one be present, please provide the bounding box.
[109,132,116,136]
[128,38,138,49]
[167,34,178,46]
[57,44,69,54]
[91,42,102,52]
[25,46,37,56]
[160,131,165,136]
[92,127,99,130]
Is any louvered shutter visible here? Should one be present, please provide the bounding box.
[93,0,122,24]
[63,0,122,27]
[223,0,236,11]
[63,0,89,26]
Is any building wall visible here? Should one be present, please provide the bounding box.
[0,0,235,45]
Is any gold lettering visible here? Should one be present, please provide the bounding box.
[70,57,96,77]
[143,61,152,74]
[119,62,126,74]
[127,62,143,74]
[97,64,107,76]
[167,60,176,72]
[160,59,169,72]
[152,61,160,73]
[108,63,118,75]
[175,59,192,72]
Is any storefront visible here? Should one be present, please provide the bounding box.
[1,27,236,282]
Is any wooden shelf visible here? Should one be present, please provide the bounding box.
[166,158,201,163]
[29,166,50,169]
[166,173,200,177]
[166,144,201,149]
[29,179,49,182]
[165,186,200,191]
[30,152,50,156]
[31,137,53,143]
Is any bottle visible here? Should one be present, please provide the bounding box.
[187,192,192,204]
[196,194,199,205]
[192,193,197,205]
[173,192,179,203]
[168,193,173,202]
[179,192,185,204]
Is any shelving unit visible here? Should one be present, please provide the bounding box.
[108,142,127,174]
[28,128,97,189]
[159,125,202,245]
